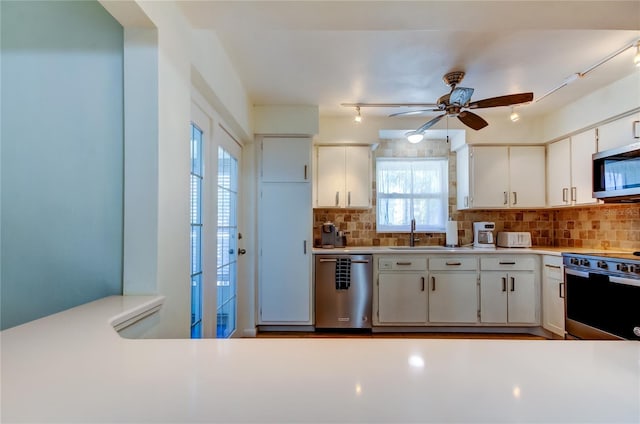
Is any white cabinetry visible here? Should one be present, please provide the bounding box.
[547,131,597,206]
[316,145,371,208]
[428,257,478,323]
[542,255,565,337]
[457,145,545,209]
[479,256,539,325]
[259,137,312,325]
[377,257,428,324]
[597,112,640,152]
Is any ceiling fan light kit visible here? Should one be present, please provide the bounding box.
[405,130,424,144]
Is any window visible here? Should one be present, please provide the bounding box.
[190,123,203,338]
[376,158,448,232]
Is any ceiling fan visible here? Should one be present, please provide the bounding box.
[393,71,534,133]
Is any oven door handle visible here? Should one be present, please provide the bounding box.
[610,276,640,288]
[565,268,590,278]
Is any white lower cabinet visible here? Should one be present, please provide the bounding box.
[542,255,565,337]
[479,256,539,325]
[428,272,478,323]
[378,273,427,324]
[480,272,536,324]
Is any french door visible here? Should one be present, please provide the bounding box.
[191,100,242,339]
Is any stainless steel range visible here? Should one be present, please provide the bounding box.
[563,251,640,340]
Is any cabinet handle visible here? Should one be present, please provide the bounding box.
[503,191,508,205]
[512,192,517,205]
[304,164,308,180]
[633,120,639,139]
[510,277,515,292]
[559,282,565,299]
[421,276,425,292]
[502,277,507,292]
[499,261,516,265]
[396,262,412,266]
[562,188,568,203]
[319,258,337,263]
[335,191,340,206]
[303,240,307,255]
[571,187,577,202]
[431,276,436,291]
[545,264,561,269]
[351,259,370,264]
[348,191,351,206]
[464,196,469,207]
[445,262,462,266]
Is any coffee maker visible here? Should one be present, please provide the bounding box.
[321,222,345,248]
[473,222,496,248]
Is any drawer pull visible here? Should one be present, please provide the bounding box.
[499,261,516,265]
[545,264,561,269]
[319,258,337,263]
[396,262,413,266]
[445,262,462,266]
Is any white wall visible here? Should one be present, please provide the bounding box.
[541,72,640,141]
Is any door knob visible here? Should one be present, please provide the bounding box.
[238,248,247,255]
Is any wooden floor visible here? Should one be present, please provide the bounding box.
[257,330,547,340]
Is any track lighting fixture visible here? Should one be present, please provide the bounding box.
[354,106,362,123]
[509,107,520,122]
[405,130,424,144]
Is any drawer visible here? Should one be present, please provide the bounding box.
[429,256,477,271]
[480,255,536,271]
[378,256,427,271]
[543,255,563,279]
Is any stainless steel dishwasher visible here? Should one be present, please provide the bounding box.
[314,254,372,329]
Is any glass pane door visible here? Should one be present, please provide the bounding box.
[217,146,238,338]
[190,124,203,338]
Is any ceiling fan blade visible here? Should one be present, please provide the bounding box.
[468,92,533,109]
[416,113,446,133]
[449,87,474,106]
[389,109,439,117]
[458,111,488,130]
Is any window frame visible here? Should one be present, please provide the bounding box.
[375,157,449,233]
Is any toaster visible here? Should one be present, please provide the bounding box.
[497,232,532,248]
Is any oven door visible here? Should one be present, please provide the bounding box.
[565,268,640,340]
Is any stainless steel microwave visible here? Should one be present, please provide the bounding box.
[593,141,640,202]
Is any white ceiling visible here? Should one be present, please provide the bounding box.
[179,1,640,120]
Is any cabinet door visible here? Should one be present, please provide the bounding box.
[507,272,537,324]
[259,182,311,323]
[480,272,508,323]
[428,272,478,323]
[547,138,571,206]
[598,112,640,152]
[542,256,565,336]
[262,137,310,182]
[316,146,345,207]
[378,273,427,323]
[509,146,545,207]
[456,146,471,209]
[471,146,510,207]
[570,130,597,205]
[345,146,371,208]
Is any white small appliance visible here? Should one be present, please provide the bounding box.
[497,232,532,248]
[473,222,495,248]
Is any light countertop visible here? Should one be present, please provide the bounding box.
[1,295,639,423]
[312,246,628,255]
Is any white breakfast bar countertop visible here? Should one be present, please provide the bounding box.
[1,295,639,423]
[311,245,630,255]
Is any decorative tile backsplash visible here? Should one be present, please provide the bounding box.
[313,139,640,251]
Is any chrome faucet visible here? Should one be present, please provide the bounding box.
[409,218,420,247]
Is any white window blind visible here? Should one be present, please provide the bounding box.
[376,158,448,232]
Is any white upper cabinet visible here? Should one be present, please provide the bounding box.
[316,145,371,208]
[597,112,640,152]
[457,145,545,209]
[262,137,311,183]
[547,130,597,207]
